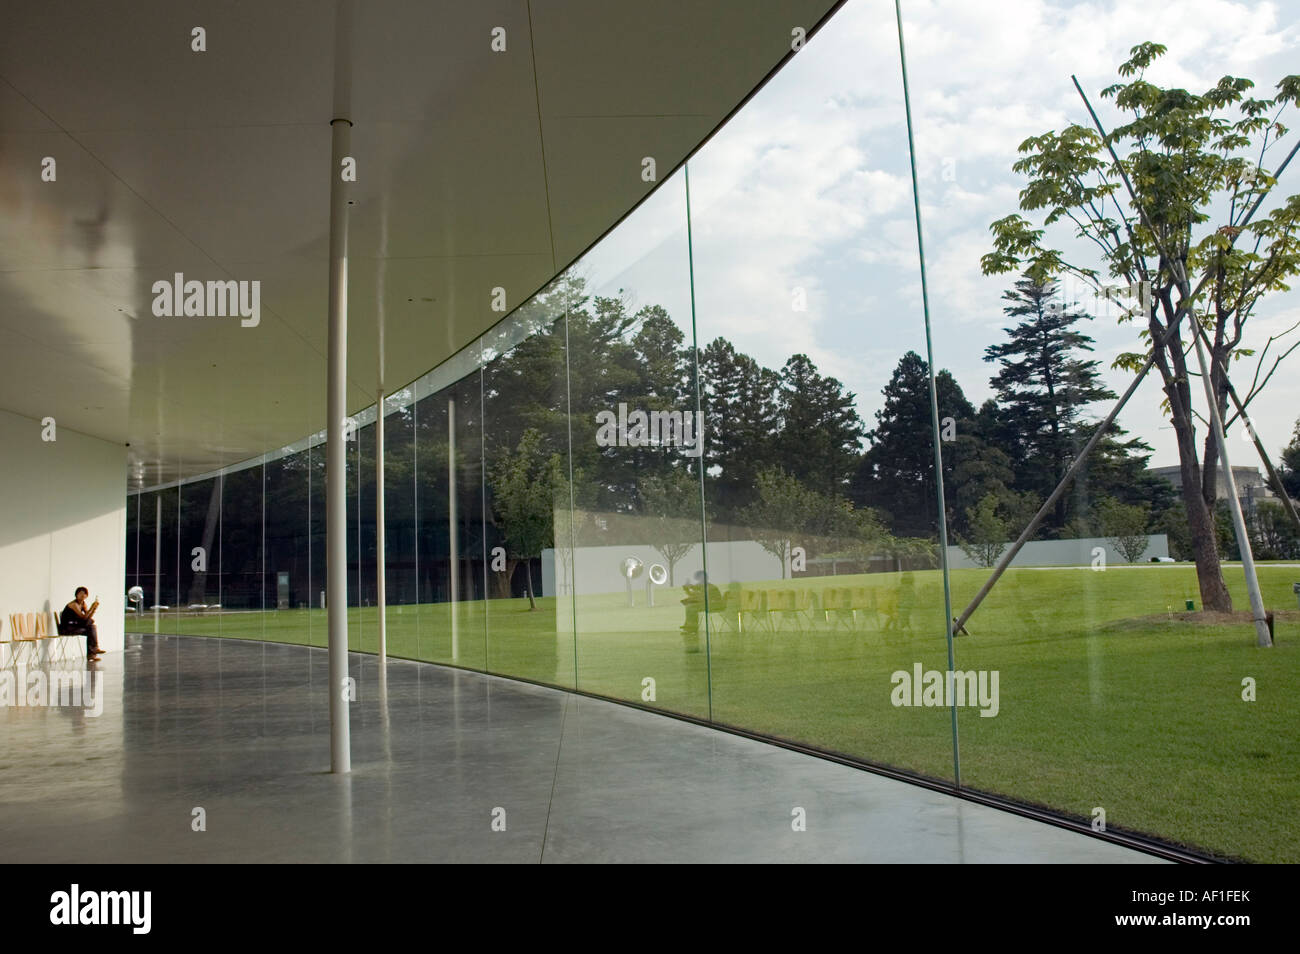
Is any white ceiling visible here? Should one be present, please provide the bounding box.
[0,0,841,488]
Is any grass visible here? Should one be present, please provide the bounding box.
[128,562,1300,862]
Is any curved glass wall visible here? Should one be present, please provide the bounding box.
[123,4,1300,863]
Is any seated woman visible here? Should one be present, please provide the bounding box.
[60,587,104,658]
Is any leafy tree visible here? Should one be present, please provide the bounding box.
[957,493,1010,568]
[983,42,1300,611]
[637,468,702,585]
[488,428,564,610]
[1098,497,1152,563]
[739,468,812,578]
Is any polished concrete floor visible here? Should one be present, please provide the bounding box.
[0,634,1164,863]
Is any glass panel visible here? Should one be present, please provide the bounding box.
[265,446,312,647]
[124,492,140,632]
[177,476,221,637]
[157,486,180,632]
[381,389,419,659]
[565,169,709,718]
[219,463,264,641]
[131,491,159,633]
[914,23,1300,861]
[685,22,954,777]
[482,284,576,688]
[308,435,327,648]
[412,364,486,669]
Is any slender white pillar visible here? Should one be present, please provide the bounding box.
[327,115,353,773]
[1192,333,1272,647]
[448,397,459,661]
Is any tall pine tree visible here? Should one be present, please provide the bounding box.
[983,278,1116,533]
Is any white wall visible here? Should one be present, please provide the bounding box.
[946,534,1170,569]
[0,408,126,652]
[543,538,787,597]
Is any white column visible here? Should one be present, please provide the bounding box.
[327,114,353,773]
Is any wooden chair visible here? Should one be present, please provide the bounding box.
[8,613,39,667]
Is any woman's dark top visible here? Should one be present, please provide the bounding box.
[60,603,88,633]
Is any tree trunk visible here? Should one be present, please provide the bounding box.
[523,560,536,610]
[1155,300,1233,614]
[1172,404,1233,612]
[490,558,518,600]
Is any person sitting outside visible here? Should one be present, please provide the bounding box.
[60,587,103,659]
[680,570,722,651]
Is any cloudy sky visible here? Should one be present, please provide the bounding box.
[582,0,1300,471]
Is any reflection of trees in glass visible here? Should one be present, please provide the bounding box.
[855,351,983,538]
[957,493,1009,569]
[1281,420,1300,499]
[1098,497,1151,563]
[741,467,891,578]
[983,41,1300,611]
[488,428,563,610]
[1248,500,1300,559]
[637,469,700,585]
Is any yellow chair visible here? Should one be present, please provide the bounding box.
[766,589,799,631]
[874,588,900,632]
[823,587,854,629]
[739,589,769,632]
[848,587,875,628]
[708,588,744,634]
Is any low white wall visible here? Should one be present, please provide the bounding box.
[543,539,786,597]
[0,408,126,654]
[946,534,1170,569]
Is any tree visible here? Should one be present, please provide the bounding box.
[1099,497,1152,563]
[1280,419,1300,499]
[957,493,1009,569]
[637,468,702,585]
[1248,500,1300,559]
[984,278,1118,531]
[856,351,976,538]
[488,429,564,610]
[983,42,1300,612]
[771,354,866,498]
[739,468,812,578]
[697,338,780,520]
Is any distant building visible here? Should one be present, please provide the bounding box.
[1150,464,1278,510]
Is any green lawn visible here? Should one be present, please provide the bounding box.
[129,563,1300,862]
